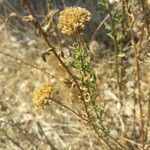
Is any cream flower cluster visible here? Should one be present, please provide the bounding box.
[58,7,91,36]
[32,83,53,110]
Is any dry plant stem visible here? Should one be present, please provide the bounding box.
[124,1,144,149]
[75,34,81,48]
[107,2,122,100]
[138,0,150,37]
[107,6,124,145]
[23,0,90,120]
[120,0,127,143]
[147,92,150,137]
[49,98,86,121]
[92,129,113,150]
[131,18,144,150]
[131,16,144,150]
[124,138,142,148]
[49,98,126,149]
[138,24,145,50]
[0,121,55,147]
[133,70,137,133]
[2,130,25,150]
[36,122,57,150]
[0,51,56,79]
[120,0,126,91]
[89,14,110,43]
[52,21,63,50]
[89,3,120,43]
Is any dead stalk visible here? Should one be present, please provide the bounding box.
[89,14,110,43]
[0,120,56,147]
[0,51,56,79]
[145,91,150,148]
[124,1,144,149]
[36,122,57,150]
[138,0,150,37]
[2,130,25,150]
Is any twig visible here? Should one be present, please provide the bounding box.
[146,91,150,145]
[89,2,121,43]
[124,138,142,148]
[36,122,58,150]
[89,14,110,43]
[0,120,53,147]
[138,0,150,38]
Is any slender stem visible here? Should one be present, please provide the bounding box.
[107,1,121,100]
[89,14,110,43]
[124,1,144,149]
[146,91,150,146]
[2,130,25,150]
[138,0,150,37]
[0,51,56,79]
[0,120,55,146]
[36,122,57,150]
[120,0,126,92]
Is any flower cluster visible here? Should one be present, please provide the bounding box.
[32,83,53,110]
[58,7,91,36]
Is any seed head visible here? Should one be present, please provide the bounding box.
[32,83,53,110]
[58,7,91,36]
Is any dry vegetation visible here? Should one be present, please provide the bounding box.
[0,0,150,150]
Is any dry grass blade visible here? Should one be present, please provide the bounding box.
[2,130,25,150]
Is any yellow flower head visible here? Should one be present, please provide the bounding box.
[32,83,53,110]
[58,7,91,36]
